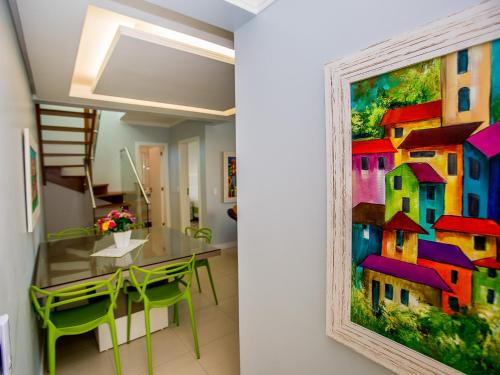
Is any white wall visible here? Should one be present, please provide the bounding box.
[93,111,170,192]
[205,122,237,245]
[0,1,44,374]
[234,1,480,374]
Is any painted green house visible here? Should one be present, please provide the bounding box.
[473,258,500,309]
[385,163,445,240]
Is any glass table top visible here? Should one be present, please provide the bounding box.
[34,227,220,290]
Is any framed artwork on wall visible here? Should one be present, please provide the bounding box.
[324,2,500,374]
[23,128,41,232]
[223,152,237,203]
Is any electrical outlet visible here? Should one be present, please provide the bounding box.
[0,315,11,375]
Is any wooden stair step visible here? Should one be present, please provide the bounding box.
[92,184,109,196]
[44,153,86,157]
[45,164,85,168]
[95,192,125,198]
[40,109,94,118]
[42,140,90,145]
[96,202,131,209]
[41,125,91,133]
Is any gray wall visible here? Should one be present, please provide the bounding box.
[0,1,44,374]
[234,0,480,374]
[205,122,237,244]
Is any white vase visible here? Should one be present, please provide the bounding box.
[113,230,132,249]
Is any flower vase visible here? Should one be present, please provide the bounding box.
[113,230,132,249]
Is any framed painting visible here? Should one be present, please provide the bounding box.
[223,152,237,203]
[23,128,41,232]
[324,2,500,374]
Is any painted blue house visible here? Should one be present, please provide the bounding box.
[352,203,384,288]
[464,123,500,222]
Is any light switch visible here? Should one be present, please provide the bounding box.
[0,314,11,375]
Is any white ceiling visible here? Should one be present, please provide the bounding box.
[11,0,259,122]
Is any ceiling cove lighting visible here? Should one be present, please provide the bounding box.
[70,5,235,116]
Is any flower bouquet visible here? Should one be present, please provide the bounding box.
[98,208,136,248]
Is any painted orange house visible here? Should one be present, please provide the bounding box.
[398,122,481,215]
[417,239,476,314]
[432,215,500,261]
[379,100,442,165]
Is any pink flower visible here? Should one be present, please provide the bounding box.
[108,221,117,230]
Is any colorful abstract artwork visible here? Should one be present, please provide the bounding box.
[350,40,500,373]
[223,152,236,203]
[24,128,41,232]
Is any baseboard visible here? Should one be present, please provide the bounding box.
[214,241,237,250]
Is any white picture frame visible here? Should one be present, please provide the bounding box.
[23,128,41,232]
[223,151,236,203]
[324,2,500,374]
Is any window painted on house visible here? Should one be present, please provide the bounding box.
[474,236,486,250]
[377,157,386,170]
[426,208,435,224]
[487,289,495,304]
[458,87,470,112]
[427,185,435,200]
[469,158,481,180]
[362,224,370,240]
[457,49,468,74]
[468,193,480,217]
[396,230,404,249]
[394,176,402,190]
[451,270,459,284]
[447,153,458,176]
[488,268,497,278]
[410,151,436,158]
[385,284,394,300]
[394,128,404,138]
[361,156,369,170]
[402,197,410,213]
[448,296,460,312]
[400,289,409,306]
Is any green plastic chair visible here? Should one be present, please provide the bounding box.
[30,269,123,375]
[124,256,200,375]
[47,226,97,241]
[184,227,219,305]
[184,226,198,237]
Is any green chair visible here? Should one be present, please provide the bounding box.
[185,227,219,305]
[184,226,198,237]
[47,226,97,241]
[30,269,123,375]
[124,256,200,375]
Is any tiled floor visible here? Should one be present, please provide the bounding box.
[49,248,239,375]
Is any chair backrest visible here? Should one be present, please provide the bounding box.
[47,226,97,241]
[30,269,122,328]
[184,226,198,237]
[194,228,212,244]
[129,255,195,301]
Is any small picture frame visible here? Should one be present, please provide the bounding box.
[23,128,41,232]
[223,152,237,203]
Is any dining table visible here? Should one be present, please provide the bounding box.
[33,226,221,351]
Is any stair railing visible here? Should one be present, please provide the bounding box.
[121,147,150,205]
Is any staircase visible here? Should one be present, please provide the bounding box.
[35,104,128,223]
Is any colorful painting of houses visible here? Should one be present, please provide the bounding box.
[350,40,500,374]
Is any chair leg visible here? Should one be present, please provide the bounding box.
[108,315,122,375]
[205,261,219,305]
[194,265,202,292]
[126,296,132,343]
[144,305,154,375]
[46,329,57,375]
[185,292,200,359]
[173,303,179,326]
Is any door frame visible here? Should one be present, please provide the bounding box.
[178,136,203,230]
[134,142,171,228]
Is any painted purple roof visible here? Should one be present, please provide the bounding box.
[359,254,452,291]
[407,163,445,183]
[418,240,476,270]
[466,122,500,158]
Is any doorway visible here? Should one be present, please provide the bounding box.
[178,137,202,231]
[135,143,170,228]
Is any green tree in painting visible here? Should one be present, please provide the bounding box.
[351,58,441,140]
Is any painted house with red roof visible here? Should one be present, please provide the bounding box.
[352,139,396,207]
[473,257,500,309]
[432,215,500,261]
[398,122,482,216]
[385,163,445,240]
[463,122,500,221]
[417,239,476,314]
[379,100,442,162]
